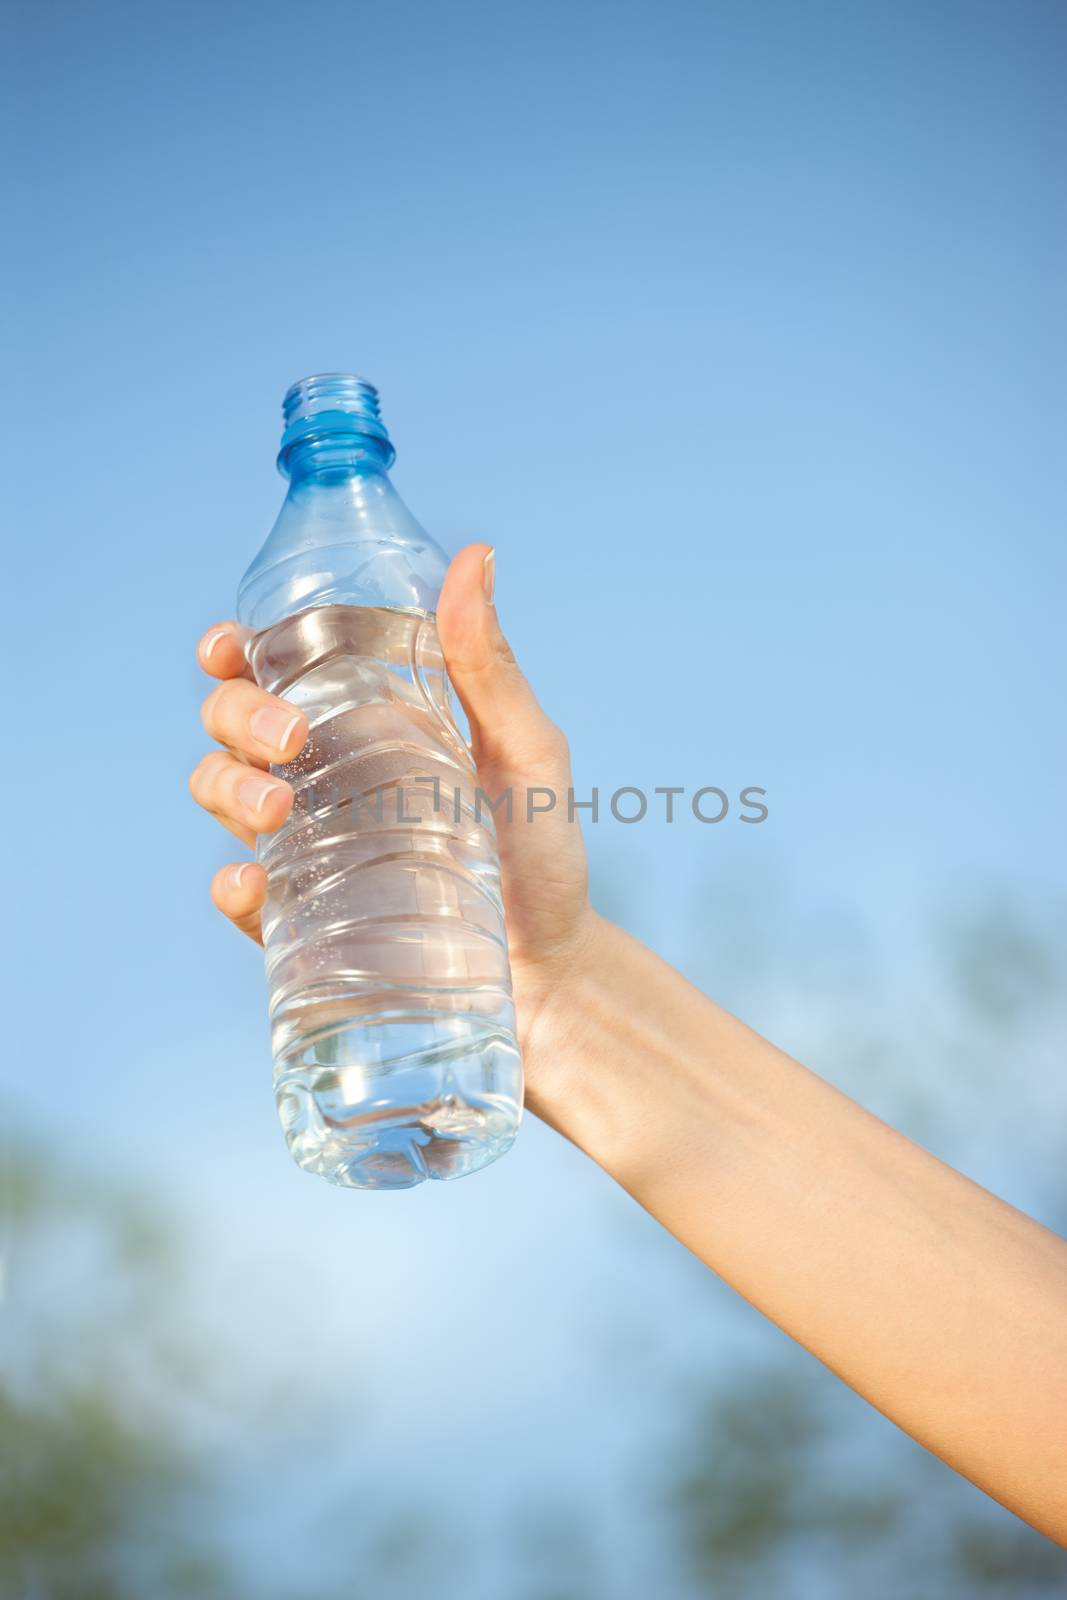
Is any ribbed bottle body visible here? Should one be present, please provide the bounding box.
[248,602,522,1189]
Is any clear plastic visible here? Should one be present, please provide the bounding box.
[236,376,522,1189]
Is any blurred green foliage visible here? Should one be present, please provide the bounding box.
[1,1155,245,1600]
[4,892,1066,1598]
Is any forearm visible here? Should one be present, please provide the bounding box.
[528,915,1067,1544]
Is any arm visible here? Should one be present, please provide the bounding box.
[192,543,1067,1546]
[531,914,1067,1546]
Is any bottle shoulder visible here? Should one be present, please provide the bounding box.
[237,469,449,632]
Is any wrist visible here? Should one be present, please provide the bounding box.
[514,907,612,1128]
[518,910,691,1168]
[518,910,762,1186]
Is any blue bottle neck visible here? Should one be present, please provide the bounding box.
[281,431,395,486]
[277,375,396,484]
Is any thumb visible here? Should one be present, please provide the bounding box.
[436,544,564,770]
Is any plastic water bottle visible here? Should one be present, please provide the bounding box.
[236,375,523,1189]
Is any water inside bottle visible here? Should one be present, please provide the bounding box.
[247,604,523,1189]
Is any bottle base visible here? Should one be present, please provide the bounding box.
[274,1052,522,1190]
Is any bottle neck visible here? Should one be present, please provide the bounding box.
[282,433,394,486]
[277,375,397,484]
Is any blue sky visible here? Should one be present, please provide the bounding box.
[9,1,1067,1591]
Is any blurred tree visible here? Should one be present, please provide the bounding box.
[1,1153,248,1599]
[4,890,1065,1599]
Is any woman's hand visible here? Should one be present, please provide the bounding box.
[191,543,598,1097]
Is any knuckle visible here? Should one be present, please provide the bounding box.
[189,750,229,805]
[211,880,235,917]
[455,629,520,682]
[544,721,570,762]
[447,639,493,679]
[492,631,519,670]
[510,720,569,777]
[226,762,262,813]
[199,680,229,729]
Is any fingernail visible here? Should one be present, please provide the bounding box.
[201,627,231,663]
[250,706,302,753]
[228,863,250,892]
[238,774,284,816]
[482,548,496,604]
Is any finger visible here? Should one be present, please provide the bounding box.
[198,621,253,682]
[201,678,308,765]
[436,544,566,769]
[190,750,294,840]
[211,861,267,944]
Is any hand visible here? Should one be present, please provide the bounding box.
[191,543,598,1106]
